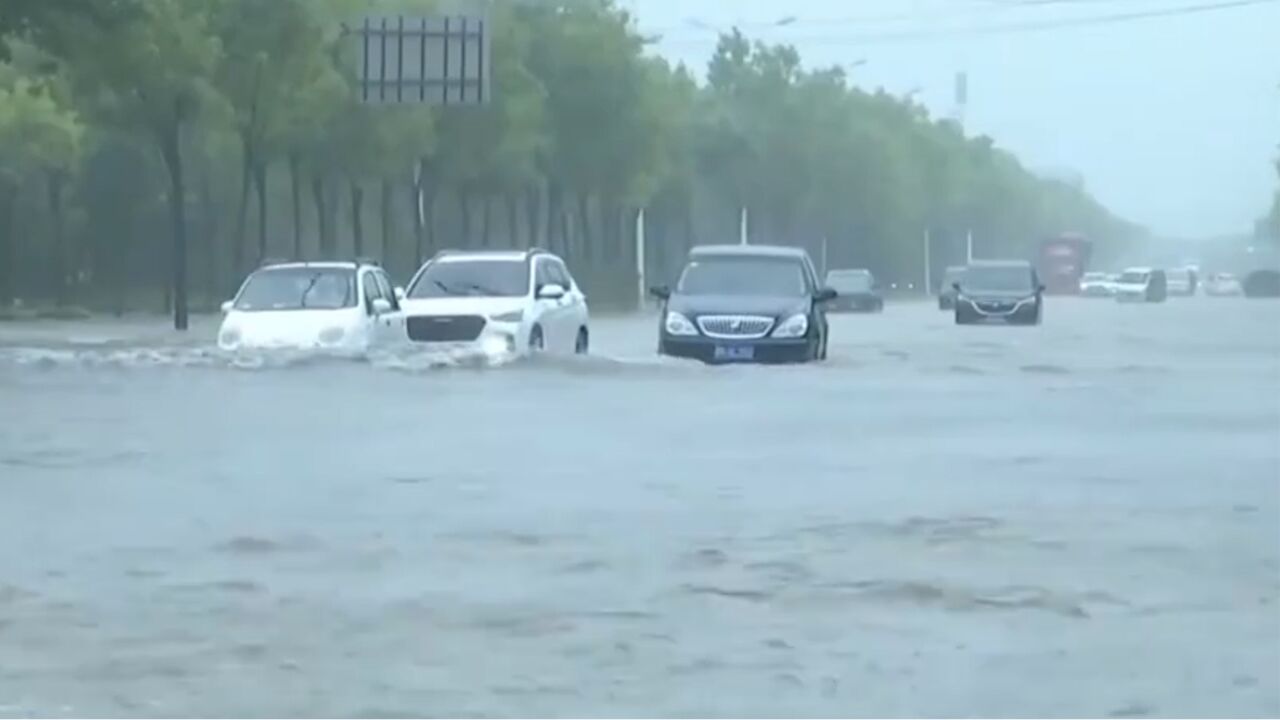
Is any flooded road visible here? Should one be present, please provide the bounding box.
[1,298,1277,718]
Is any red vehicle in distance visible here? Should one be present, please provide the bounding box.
[1038,233,1093,295]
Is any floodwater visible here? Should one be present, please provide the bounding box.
[1,298,1277,718]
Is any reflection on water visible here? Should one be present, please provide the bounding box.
[0,300,1277,717]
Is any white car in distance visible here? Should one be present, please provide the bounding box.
[398,249,590,357]
[218,260,405,352]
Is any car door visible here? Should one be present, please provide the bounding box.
[803,256,828,342]
[372,269,406,347]
[548,257,585,351]
[359,270,385,347]
[532,257,564,350]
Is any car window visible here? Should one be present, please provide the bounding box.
[535,258,555,290]
[232,267,356,312]
[677,257,809,297]
[374,271,399,311]
[548,259,573,289]
[361,271,383,314]
[407,259,531,298]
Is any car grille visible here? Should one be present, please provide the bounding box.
[975,301,1015,314]
[696,315,774,339]
[407,315,486,342]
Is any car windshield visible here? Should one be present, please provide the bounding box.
[827,272,873,292]
[408,259,529,298]
[1119,271,1151,284]
[678,257,808,296]
[962,265,1034,293]
[233,267,355,311]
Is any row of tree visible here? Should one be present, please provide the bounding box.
[0,0,1144,328]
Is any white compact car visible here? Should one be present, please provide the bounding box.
[1079,271,1117,297]
[218,260,406,352]
[1204,272,1243,297]
[398,249,590,356]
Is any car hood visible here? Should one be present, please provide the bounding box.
[220,309,358,346]
[400,296,526,317]
[958,289,1037,301]
[668,294,809,317]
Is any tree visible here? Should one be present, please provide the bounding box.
[0,72,83,306]
[56,0,223,329]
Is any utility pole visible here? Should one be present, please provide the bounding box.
[923,228,932,296]
[966,229,975,264]
[820,235,829,277]
[739,206,749,245]
[635,208,647,311]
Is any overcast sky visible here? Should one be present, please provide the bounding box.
[625,0,1280,238]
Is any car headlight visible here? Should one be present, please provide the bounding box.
[491,309,524,323]
[318,327,346,345]
[772,313,809,338]
[219,329,241,347]
[664,312,697,336]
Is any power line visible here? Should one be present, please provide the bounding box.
[656,0,1278,46]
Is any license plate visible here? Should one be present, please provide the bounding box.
[713,345,755,361]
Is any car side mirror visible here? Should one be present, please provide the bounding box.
[537,283,566,301]
[371,298,393,315]
[394,286,406,301]
[952,282,962,293]
[1037,284,1046,294]
[648,285,671,300]
[815,287,838,303]
[220,300,234,313]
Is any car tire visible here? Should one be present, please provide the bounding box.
[954,306,972,325]
[575,327,589,355]
[529,325,545,353]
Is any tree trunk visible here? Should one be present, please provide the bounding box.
[312,175,331,257]
[232,137,252,282]
[254,162,268,264]
[577,193,593,265]
[458,186,473,247]
[199,159,218,307]
[47,171,68,306]
[350,179,366,254]
[525,184,541,249]
[0,183,15,307]
[380,177,393,261]
[409,162,425,267]
[289,153,303,260]
[546,182,561,255]
[159,116,189,331]
[480,194,492,248]
[350,180,365,256]
[506,192,521,248]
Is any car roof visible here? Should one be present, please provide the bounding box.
[435,250,531,262]
[258,261,362,271]
[827,268,871,275]
[689,244,809,260]
[1123,266,1155,273]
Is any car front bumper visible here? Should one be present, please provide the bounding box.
[957,300,1039,323]
[659,335,813,364]
[405,320,522,356]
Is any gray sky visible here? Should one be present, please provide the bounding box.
[628,0,1280,238]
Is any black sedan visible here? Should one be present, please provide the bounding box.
[825,268,884,312]
[650,245,835,364]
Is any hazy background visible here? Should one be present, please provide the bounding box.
[630,0,1280,239]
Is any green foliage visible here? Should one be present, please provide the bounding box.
[0,0,1146,313]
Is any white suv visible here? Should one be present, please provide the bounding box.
[218,260,406,352]
[397,249,590,356]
